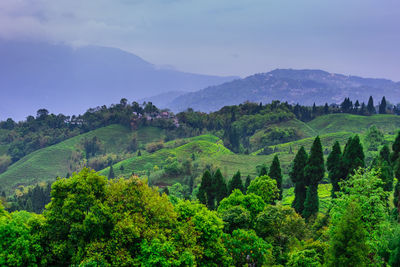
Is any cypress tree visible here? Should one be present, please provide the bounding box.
[269,155,283,200]
[229,170,244,193]
[391,131,400,163]
[108,165,115,179]
[259,165,268,176]
[244,175,251,191]
[137,150,142,156]
[324,103,329,114]
[327,141,343,197]
[342,135,365,178]
[289,146,308,214]
[303,136,324,219]
[198,170,215,209]
[379,96,387,114]
[367,96,376,115]
[380,144,391,163]
[302,185,319,220]
[213,169,227,205]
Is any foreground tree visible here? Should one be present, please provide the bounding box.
[327,201,368,267]
[289,146,308,214]
[213,169,228,205]
[247,175,280,204]
[303,136,324,219]
[269,155,283,199]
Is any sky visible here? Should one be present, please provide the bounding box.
[0,0,399,80]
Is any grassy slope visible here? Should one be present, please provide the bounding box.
[0,125,164,192]
[308,114,400,135]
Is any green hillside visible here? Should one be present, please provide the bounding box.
[0,125,164,192]
[308,114,400,135]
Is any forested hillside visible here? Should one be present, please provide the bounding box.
[1,98,400,266]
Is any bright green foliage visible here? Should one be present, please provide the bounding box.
[244,175,251,191]
[287,249,322,267]
[289,146,308,214]
[175,200,232,266]
[247,175,280,204]
[255,205,306,264]
[364,125,385,151]
[167,182,189,204]
[342,135,365,178]
[223,229,274,266]
[218,189,265,229]
[302,185,319,220]
[327,141,343,197]
[40,169,201,266]
[198,170,215,209]
[269,155,283,200]
[327,201,368,267]
[332,169,390,263]
[0,211,44,266]
[213,169,228,205]
[228,170,244,193]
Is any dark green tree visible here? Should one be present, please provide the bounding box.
[197,170,215,209]
[327,141,343,197]
[269,155,283,200]
[303,136,324,219]
[367,96,376,115]
[259,165,268,176]
[391,131,400,163]
[379,96,387,114]
[213,169,227,206]
[108,165,115,179]
[342,135,364,178]
[244,175,251,191]
[228,170,244,193]
[289,146,308,214]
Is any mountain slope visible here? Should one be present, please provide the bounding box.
[0,125,164,192]
[169,69,400,112]
[0,40,236,120]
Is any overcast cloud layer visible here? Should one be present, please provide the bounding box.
[0,0,399,80]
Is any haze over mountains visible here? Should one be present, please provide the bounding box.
[0,40,237,121]
[1,40,400,120]
[167,69,400,112]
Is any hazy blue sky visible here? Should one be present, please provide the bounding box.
[1,0,399,80]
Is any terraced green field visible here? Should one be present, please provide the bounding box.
[308,114,400,135]
[2,113,400,193]
[0,125,164,192]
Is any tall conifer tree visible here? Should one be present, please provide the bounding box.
[367,96,376,115]
[229,170,244,193]
[198,170,215,209]
[379,96,387,114]
[342,135,365,178]
[289,146,308,214]
[269,155,283,200]
[327,141,343,197]
[213,169,227,205]
[303,136,324,219]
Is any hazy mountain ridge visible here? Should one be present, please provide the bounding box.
[169,69,400,112]
[0,40,236,120]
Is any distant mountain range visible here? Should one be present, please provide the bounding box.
[167,69,400,112]
[0,40,237,120]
